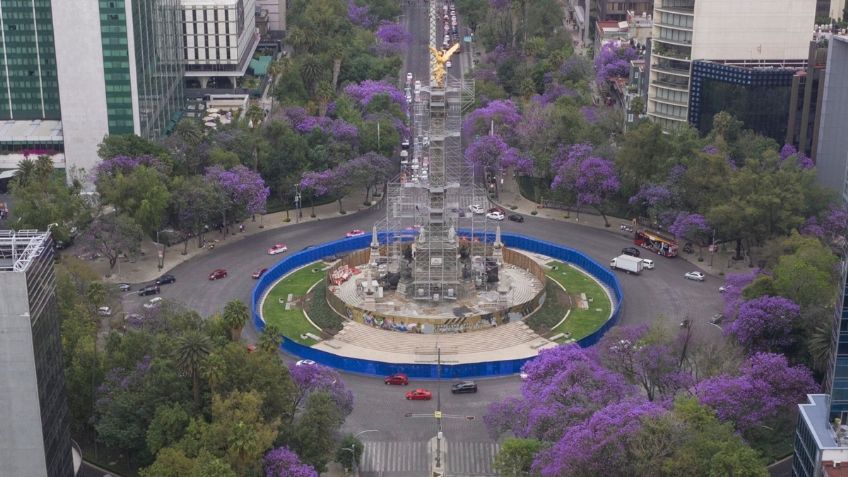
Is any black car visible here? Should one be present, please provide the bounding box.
[451,381,478,394]
[508,214,524,223]
[155,274,176,285]
[621,247,641,257]
[138,285,161,296]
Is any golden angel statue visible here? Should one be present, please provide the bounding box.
[429,43,460,87]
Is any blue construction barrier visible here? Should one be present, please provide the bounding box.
[251,232,623,378]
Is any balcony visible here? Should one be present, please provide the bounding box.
[652,45,691,61]
[653,35,692,47]
[652,60,690,77]
[647,108,688,123]
[652,79,690,91]
[655,5,695,15]
[651,94,688,107]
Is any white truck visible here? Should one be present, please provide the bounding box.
[610,254,644,274]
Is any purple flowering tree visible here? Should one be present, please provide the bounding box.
[300,169,335,217]
[264,447,318,477]
[594,42,638,88]
[464,134,510,197]
[375,21,410,55]
[287,362,354,419]
[80,213,144,272]
[485,345,634,443]
[802,204,848,243]
[668,212,711,259]
[205,165,270,234]
[551,145,621,226]
[94,155,165,180]
[462,100,522,143]
[725,295,800,353]
[347,0,371,27]
[695,352,817,433]
[779,144,814,169]
[343,80,407,111]
[340,152,394,204]
[596,325,693,401]
[628,184,673,222]
[721,268,761,318]
[531,399,665,477]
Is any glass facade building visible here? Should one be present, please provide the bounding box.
[0,0,60,120]
[689,61,795,144]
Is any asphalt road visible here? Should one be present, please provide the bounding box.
[115,2,724,474]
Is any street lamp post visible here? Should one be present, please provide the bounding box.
[345,429,379,476]
[294,185,302,223]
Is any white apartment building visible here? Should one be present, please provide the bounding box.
[647,0,815,130]
[181,0,260,86]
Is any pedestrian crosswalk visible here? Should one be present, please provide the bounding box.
[358,440,500,476]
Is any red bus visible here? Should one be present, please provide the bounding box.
[634,229,678,258]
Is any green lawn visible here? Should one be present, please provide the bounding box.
[545,261,612,341]
[525,279,571,335]
[262,263,326,345]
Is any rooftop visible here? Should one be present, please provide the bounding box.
[0,230,51,272]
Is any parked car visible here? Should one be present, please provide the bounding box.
[405,388,433,400]
[384,373,409,385]
[252,267,268,279]
[468,204,485,215]
[684,271,705,281]
[97,306,112,316]
[155,274,176,285]
[451,381,478,394]
[143,297,163,309]
[621,247,641,257]
[508,214,524,223]
[486,210,505,221]
[137,285,160,296]
[710,313,725,325]
[406,72,413,83]
[446,60,452,68]
[719,285,732,293]
[296,359,316,366]
[346,229,366,238]
[268,243,288,255]
[117,283,131,292]
[641,258,655,269]
[209,269,228,280]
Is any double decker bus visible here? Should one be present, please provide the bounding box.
[634,229,678,258]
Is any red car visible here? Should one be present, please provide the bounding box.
[252,267,268,279]
[346,229,366,238]
[405,388,432,400]
[267,243,288,255]
[385,373,409,385]
[209,269,228,280]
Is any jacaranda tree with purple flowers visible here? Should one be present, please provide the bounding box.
[485,345,634,443]
[594,42,638,88]
[668,212,711,253]
[695,352,817,433]
[375,21,410,55]
[628,184,673,222]
[343,80,407,110]
[531,399,666,477]
[462,99,522,142]
[726,295,801,354]
[205,165,270,234]
[287,362,354,419]
[264,447,318,477]
[721,268,761,318]
[551,146,621,226]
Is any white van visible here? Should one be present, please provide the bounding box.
[641,258,655,270]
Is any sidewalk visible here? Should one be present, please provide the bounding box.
[491,175,748,278]
[71,192,378,284]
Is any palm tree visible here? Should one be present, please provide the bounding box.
[34,155,54,180]
[222,299,249,342]
[299,55,324,95]
[315,81,335,117]
[259,323,284,353]
[245,103,265,128]
[175,330,213,408]
[807,324,834,374]
[203,352,226,394]
[14,158,36,187]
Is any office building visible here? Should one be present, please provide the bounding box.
[52,0,184,179]
[181,0,260,88]
[647,0,816,131]
[0,0,65,170]
[793,34,848,477]
[817,0,846,21]
[0,230,73,477]
[598,0,654,21]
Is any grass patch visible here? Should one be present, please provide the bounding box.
[304,281,344,333]
[526,279,571,335]
[262,263,326,345]
[545,261,612,341]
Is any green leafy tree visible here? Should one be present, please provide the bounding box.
[493,438,542,477]
[97,165,172,237]
[335,434,364,472]
[222,300,250,342]
[175,330,213,408]
[290,392,344,472]
[203,391,280,476]
[98,134,169,161]
[147,403,191,455]
[259,323,284,353]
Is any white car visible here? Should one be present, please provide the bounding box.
[446,60,452,68]
[267,243,288,255]
[406,72,413,83]
[143,297,163,309]
[296,359,316,366]
[97,306,112,316]
[641,258,654,269]
[719,285,732,293]
[486,211,505,221]
[414,80,421,93]
[468,204,485,215]
[684,271,705,281]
